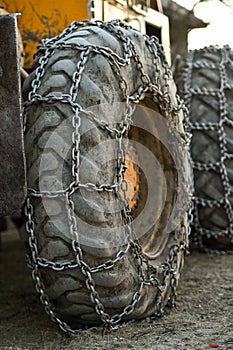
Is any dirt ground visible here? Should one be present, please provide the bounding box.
[0,219,232,350]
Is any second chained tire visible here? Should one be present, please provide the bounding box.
[175,46,233,253]
[23,21,192,332]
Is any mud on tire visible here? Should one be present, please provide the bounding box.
[175,45,233,253]
[23,20,192,333]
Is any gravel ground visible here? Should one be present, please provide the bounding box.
[0,219,232,350]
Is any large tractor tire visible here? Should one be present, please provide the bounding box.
[23,20,192,334]
[175,45,233,253]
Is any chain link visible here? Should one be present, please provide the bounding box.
[24,20,191,334]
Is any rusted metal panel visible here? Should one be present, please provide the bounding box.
[0,14,26,216]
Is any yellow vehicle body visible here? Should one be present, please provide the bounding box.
[1,0,88,68]
[1,0,170,69]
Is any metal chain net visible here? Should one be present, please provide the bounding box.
[178,45,233,254]
[23,19,190,335]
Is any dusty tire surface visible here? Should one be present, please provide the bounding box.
[175,46,233,253]
[23,20,192,332]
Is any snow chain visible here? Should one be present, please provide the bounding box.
[177,45,233,254]
[24,20,190,335]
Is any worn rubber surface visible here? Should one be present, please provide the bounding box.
[23,21,191,327]
[175,46,233,253]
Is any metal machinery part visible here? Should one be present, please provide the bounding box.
[175,45,233,254]
[23,20,192,334]
[0,7,25,67]
[0,14,26,217]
